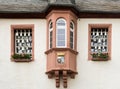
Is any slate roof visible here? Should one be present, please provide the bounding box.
[76,0,120,13]
[0,0,48,12]
[0,0,120,13]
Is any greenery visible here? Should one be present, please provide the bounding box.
[91,53,109,59]
[11,54,31,59]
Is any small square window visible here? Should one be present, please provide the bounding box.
[88,24,111,61]
[11,25,34,62]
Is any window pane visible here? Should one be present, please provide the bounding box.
[49,20,53,30]
[49,31,52,48]
[70,31,73,37]
[50,31,52,37]
[70,43,73,49]
[49,21,53,48]
[56,18,66,47]
[57,19,65,26]
[70,21,74,49]
[57,29,65,34]
[70,31,73,49]
[70,22,73,29]
[57,35,65,40]
[70,38,73,42]
[57,23,65,26]
[57,41,65,46]
[50,43,52,48]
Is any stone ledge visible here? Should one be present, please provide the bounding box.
[11,58,32,62]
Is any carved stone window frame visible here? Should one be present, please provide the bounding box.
[88,24,112,61]
[11,24,34,61]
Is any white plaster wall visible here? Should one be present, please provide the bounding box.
[0,19,120,89]
[0,19,51,89]
[77,19,120,89]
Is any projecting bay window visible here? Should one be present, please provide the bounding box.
[88,24,111,61]
[45,10,78,88]
[56,18,66,47]
[11,25,34,62]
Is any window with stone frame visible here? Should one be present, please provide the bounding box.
[88,24,111,61]
[11,25,34,61]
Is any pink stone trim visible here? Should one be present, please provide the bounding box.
[45,10,78,88]
[46,10,77,50]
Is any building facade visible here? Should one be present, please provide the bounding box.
[0,0,120,89]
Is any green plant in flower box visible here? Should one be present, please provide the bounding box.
[91,52,109,61]
[12,53,31,59]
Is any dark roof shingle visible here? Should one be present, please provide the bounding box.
[0,0,48,12]
[76,0,120,12]
[0,0,120,13]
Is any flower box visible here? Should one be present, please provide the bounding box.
[11,54,32,62]
[92,58,109,61]
[12,58,32,62]
[91,53,109,61]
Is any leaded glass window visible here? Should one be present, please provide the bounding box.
[91,28,108,53]
[56,18,66,47]
[14,29,32,56]
[49,21,53,48]
[70,21,74,49]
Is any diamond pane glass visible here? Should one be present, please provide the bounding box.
[91,28,108,53]
[14,29,32,55]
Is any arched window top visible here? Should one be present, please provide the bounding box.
[56,18,66,26]
[49,20,53,30]
[70,21,74,31]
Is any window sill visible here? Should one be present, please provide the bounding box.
[92,58,109,61]
[11,58,32,62]
[45,48,78,55]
